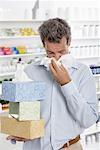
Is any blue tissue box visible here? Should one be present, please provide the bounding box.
[2,81,46,102]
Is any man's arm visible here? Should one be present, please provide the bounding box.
[50,59,98,128]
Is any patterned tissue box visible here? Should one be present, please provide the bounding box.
[0,116,44,139]
[9,101,40,121]
[2,81,46,102]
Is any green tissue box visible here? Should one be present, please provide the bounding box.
[9,101,40,121]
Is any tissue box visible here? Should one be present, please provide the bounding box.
[9,101,40,121]
[0,116,44,139]
[2,81,46,102]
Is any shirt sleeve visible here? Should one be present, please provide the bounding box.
[61,67,98,128]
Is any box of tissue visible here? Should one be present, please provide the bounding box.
[2,81,46,102]
[0,116,44,139]
[9,101,40,121]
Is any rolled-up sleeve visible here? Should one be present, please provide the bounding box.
[61,68,98,128]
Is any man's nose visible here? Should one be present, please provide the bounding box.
[54,54,62,60]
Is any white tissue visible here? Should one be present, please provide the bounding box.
[40,57,62,71]
[39,54,73,71]
[40,57,52,71]
[14,63,32,82]
[58,53,73,69]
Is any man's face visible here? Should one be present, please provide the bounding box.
[44,37,70,61]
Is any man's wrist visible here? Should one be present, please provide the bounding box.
[61,79,71,86]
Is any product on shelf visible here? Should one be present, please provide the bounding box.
[0,46,45,56]
[2,103,9,110]
[90,65,100,74]
[0,99,9,111]
[16,46,26,54]
[71,24,100,39]
[0,59,17,74]
[70,45,99,58]
[0,28,39,37]
[11,47,19,54]
[0,47,4,55]
[90,65,100,93]
[2,47,12,55]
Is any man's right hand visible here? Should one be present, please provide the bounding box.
[6,135,29,142]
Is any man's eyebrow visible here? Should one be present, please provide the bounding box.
[47,50,54,52]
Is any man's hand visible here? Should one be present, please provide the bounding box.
[6,135,29,142]
[50,59,71,86]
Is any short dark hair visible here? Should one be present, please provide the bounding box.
[38,18,71,46]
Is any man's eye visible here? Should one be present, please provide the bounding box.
[48,52,53,54]
[60,51,66,54]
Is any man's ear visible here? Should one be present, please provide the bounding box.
[67,38,71,46]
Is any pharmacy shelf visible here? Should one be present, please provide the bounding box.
[76,56,100,59]
[83,123,100,136]
[0,19,99,24]
[97,92,100,95]
[0,35,100,41]
[0,109,9,114]
[72,37,100,40]
[69,20,100,23]
[0,52,46,59]
[97,92,100,99]
[0,35,40,40]
[93,74,100,77]
[0,19,45,23]
[0,72,15,80]
[0,72,15,77]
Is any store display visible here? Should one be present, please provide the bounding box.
[0,46,26,55]
[70,45,99,58]
[2,81,46,102]
[0,27,39,37]
[72,24,100,39]
[0,46,44,56]
[9,101,40,121]
[0,116,44,139]
[16,46,26,54]
[35,7,99,21]
[89,65,100,93]
[90,65,100,74]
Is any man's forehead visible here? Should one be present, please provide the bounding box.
[44,37,67,45]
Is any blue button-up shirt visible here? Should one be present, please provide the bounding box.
[23,58,98,150]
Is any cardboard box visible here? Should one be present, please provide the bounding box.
[0,116,44,139]
[2,81,46,102]
[9,101,40,121]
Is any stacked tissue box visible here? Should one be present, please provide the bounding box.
[0,81,46,139]
[2,81,46,102]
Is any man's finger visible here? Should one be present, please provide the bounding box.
[51,59,60,72]
[60,64,67,71]
[6,136,13,140]
[6,136,27,141]
[50,63,57,77]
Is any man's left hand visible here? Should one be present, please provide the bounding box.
[50,59,71,86]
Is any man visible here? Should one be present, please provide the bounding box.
[7,18,98,150]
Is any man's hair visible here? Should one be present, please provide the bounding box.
[38,18,71,46]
